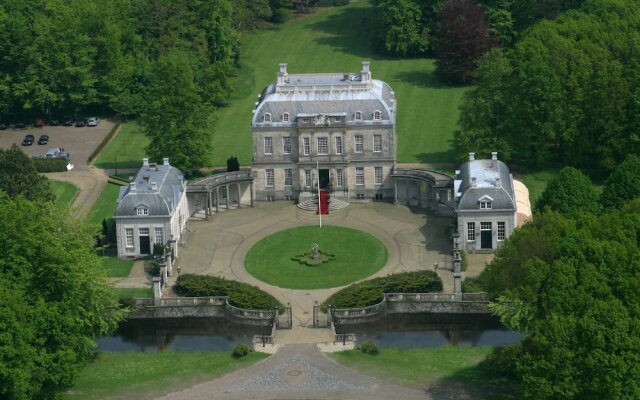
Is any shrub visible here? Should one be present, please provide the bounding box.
[271,8,291,23]
[147,260,161,276]
[462,277,484,293]
[360,341,378,355]
[478,344,522,379]
[174,274,284,310]
[460,250,468,272]
[232,343,250,358]
[33,157,69,172]
[322,270,443,311]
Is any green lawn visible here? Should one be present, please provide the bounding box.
[99,254,134,278]
[114,287,152,299]
[92,121,149,170]
[86,182,123,226]
[331,347,516,399]
[521,170,560,209]
[245,226,387,289]
[49,180,78,208]
[63,351,268,400]
[94,1,466,169]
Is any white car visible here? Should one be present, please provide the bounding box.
[87,117,100,126]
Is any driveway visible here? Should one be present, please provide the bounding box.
[0,120,115,171]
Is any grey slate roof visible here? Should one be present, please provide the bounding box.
[454,159,516,211]
[252,69,396,126]
[115,163,185,217]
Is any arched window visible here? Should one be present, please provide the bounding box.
[354,111,362,121]
[282,113,290,122]
[264,113,272,123]
[373,110,381,120]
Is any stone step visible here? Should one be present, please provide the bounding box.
[296,206,348,225]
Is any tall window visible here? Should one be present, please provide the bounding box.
[373,110,381,120]
[304,170,312,187]
[354,111,362,121]
[125,228,134,247]
[303,137,310,155]
[266,169,274,187]
[336,169,344,187]
[467,222,475,241]
[317,137,328,155]
[284,169,293,186]
[374,167,383,185]
[282,137,291,154]
[264,113,271,123]
[335,136,343,154]
[137,208,148,216]
[155,227,164,245]
[264,137,273,154]
[282,113,289,122]
[355,167,364,185]
[373,135,382,152]
[355,135,363,153]
[497,221,505,241]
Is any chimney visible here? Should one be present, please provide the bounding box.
[143,158,149,167]
[361,61,371,82]
[469,152,476,161]
[151,182,158,191]
[495,177,501,188]
[471,177,477,187]
[163,157,169,166]
[277,63,288,84]
[143,175,150,183]
[491,151,498,160]
[129,182,136,192]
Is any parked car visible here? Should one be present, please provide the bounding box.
[0,122,6,130]
[74,119,86,127]
[22,134,34,146]
[35,118,45,127]
[62,117,73,126]
[15,121,27,128]
[48,119,60,126]
[37,134,49,145]
[45,147,70,160]
[87,117,100,126]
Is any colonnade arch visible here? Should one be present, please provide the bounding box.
[391,168,454,216]
[186,171,254,219]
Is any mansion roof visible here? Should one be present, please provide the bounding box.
[115,159,185,217]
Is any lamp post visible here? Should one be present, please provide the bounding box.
[317,160,322,228]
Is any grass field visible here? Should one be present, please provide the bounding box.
[114,287,152,299]
[94,1,466,169]
[86,182,123,226]
[245,226,387,289]
[92,122,149,170]
[99,253,133,278]
[331,347,516,399]
[63,351,268,400]
[49,180,78,208]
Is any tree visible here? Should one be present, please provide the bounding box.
[141,50,214,171]
[435,0,495,84]
[373,0,429,56]
[601,155,640,209]
[478,204,640,399]
[0,144,53,202]
[535,167,599,215]
[0,193,123,399]
[227,156,240,172]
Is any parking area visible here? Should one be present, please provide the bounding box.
[0,120,115,171]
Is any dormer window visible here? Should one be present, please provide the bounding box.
[137,207,149,216]
[479,201,492,209]
[354,111,362,121]
[263,113,272,123]
[373,110,381,120]
[282,113,290,122]
[334,117,341,123]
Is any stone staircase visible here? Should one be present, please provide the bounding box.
[296,204,349,225]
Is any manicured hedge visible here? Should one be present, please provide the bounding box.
[174,274,284,310]
[88,121,121,163]
[33,157,69,172]
[322,270,443,311]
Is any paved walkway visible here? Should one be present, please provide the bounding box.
[175,202,453,343]
[156,344,430,400]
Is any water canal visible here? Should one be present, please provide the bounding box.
[97,314,521,352]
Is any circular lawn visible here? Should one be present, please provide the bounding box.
[244,226,388,289]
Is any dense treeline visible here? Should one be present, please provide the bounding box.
[456,0,640,170]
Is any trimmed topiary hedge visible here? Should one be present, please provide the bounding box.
[174,274,284,310]
[321,270,443,311]
[33,157,69,172]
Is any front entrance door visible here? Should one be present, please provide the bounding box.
[319,169,330,189]
[139,236,151,255]
[480,222,492,249]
